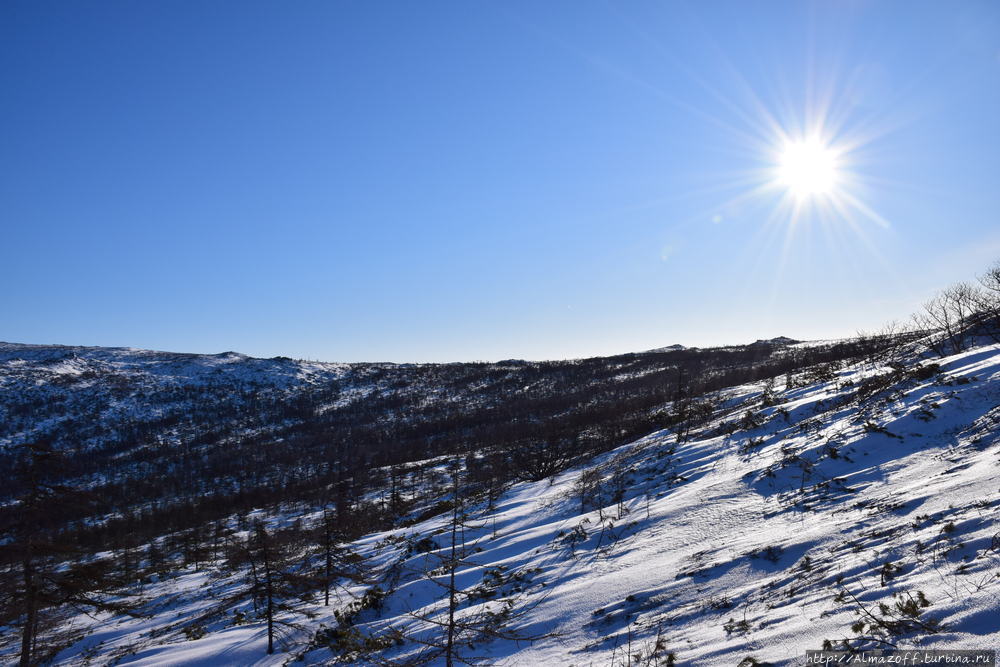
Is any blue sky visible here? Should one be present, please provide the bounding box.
[3,1,999,362]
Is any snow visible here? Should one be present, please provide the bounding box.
[646,344,689,353]
[3,342,1000,665]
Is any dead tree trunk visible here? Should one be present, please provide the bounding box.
[255,523,275,655]
[19,547,36,667]
[445,470,461,667]
[323,508,333,607]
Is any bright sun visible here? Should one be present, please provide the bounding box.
[777,138,839,197]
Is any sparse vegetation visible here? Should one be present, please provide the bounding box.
[4,261,1000,664]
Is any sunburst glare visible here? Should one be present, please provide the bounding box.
[776,137,839,198]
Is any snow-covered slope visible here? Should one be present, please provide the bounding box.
[7,340,998,666]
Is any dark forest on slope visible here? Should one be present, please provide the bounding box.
[0,337,892,555]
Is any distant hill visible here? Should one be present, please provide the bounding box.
[751,335,800,346]
[644,343,689,353]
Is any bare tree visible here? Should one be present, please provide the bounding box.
[573,467,604,515]
[855,321,915,368]
[913,282,982,356]
[3,440,132,666]
[400,460,552,666]
[974,261,1000,343]
[225,520,310,657]
[322,508,335,606]
[255,522,276,655]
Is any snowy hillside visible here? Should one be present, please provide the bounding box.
[4,337,998,665]
[0,336,852,533]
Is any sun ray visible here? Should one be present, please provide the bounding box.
[835,189,892,229]
[540,2,901,292]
